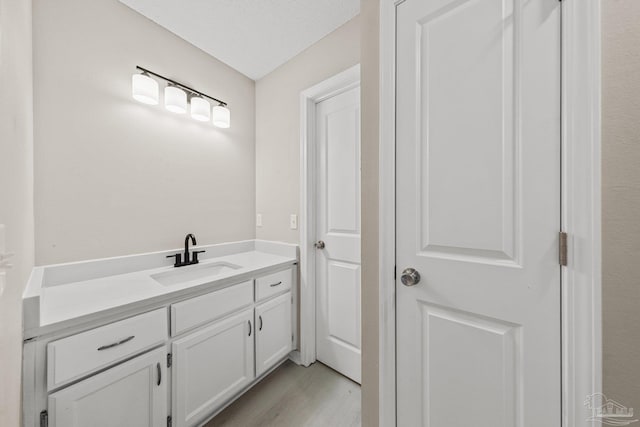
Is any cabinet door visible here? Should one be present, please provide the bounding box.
[48,347,166,427]
[172,308,254,427]
[255,292,292,377]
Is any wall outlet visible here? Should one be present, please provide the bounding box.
[289,214,298,230]
[256,214,263,227]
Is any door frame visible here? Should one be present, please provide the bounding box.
[298,64,361,367]
[379,1,602,426]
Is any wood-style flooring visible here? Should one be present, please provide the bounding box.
[204,360,361,427]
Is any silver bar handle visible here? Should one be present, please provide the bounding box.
[97,335,135,351]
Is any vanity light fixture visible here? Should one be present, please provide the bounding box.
[164,85,187,114]
[131,72,159,105]
[190,96,211,122]
[131,66,230,128]
[212,103,231,128]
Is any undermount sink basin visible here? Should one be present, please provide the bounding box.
[151,262,242,286]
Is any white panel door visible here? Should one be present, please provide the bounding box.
[396,0,561,426]
[48,347,166,427]
[315,85,361,383]
[255,292,293,377]
[172,309,254,427]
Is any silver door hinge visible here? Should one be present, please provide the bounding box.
[167,353,172,368]
[167,415,172,427]
[40,410,48,427]
[559,232,568,266]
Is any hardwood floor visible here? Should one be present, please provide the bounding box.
[205,360,361,427]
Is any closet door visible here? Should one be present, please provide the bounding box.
[395,0,562,425]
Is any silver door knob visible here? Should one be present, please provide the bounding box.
[314,240,325,249]
[401,268,421,286]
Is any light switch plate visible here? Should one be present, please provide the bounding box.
[256,214,263,227]
[289,214,298,230]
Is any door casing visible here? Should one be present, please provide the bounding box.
[297,64,361,367]
[378,0,602,426]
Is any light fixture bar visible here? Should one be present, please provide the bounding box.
[136,65,227,107]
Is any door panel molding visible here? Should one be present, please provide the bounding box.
[415,0,521,267]
[419,301,522,426]
[379,0,601,426]
[299,64,361,367]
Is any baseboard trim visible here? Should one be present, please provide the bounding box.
[288,350,303,366]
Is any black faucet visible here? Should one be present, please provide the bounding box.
[166,234,206,268]
[184,233,196,263]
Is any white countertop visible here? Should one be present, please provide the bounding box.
[23,240,298,339]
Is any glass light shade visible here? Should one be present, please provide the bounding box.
[131,73,159,105]
[212,104,231,128]
[164,86,187,114]
[190,97,211,122]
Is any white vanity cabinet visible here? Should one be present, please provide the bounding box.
[171,308,255,427]
[170,269,293,427]
[25,261,296,427]
[47,347,167,427]
[255,292,293,377]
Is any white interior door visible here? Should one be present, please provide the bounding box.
[395,0,561,426]
[315,85,361,384]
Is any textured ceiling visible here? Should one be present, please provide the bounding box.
[119,0,360,80]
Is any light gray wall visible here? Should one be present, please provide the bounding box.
[33,0,256,265]
[255,16,360,243]
[360,1,380,426]
[0,0,35,425]
[602,0,640,414]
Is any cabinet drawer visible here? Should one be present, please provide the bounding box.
[171,280,253,336]
[47,308,167,391]
[255,268,292,302]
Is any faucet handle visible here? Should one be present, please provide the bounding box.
[192,250,206,264]
[166,253,182,267]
